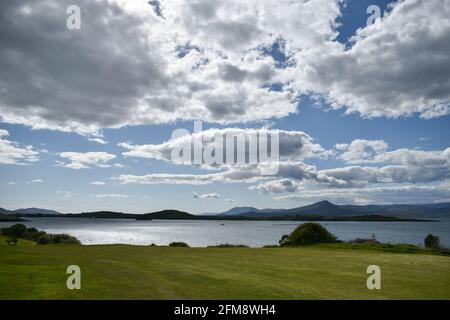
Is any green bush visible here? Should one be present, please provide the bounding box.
[424,234,440,249]
[280,222,338,246]
[169,242,189,247]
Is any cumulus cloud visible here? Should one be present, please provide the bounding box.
[249,179,300,193]
[326,142,450,186]
[335,140,388,164]
[115,161,340,186]
[2,0,329,133]
[0,129,39,165]
[119,128,328,166]
[0,0,448,136]
[288,0,450,119]
[57,152,116,169]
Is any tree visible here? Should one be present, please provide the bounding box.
[3,224,27,238]
[169,242,189,247]
[6,237,17,246]
[424,234,440,249]
[279,222,338,246]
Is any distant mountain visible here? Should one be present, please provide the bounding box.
[339,203,450,218]
[215,201,450,218]
[137,210,194,220]
[226,201,355,218]
[13,208,61,215]
[216,207,259,216]
[283,200,355,217]
[0,207,13,214]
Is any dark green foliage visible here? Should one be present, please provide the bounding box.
[168,242,189,247]
[138,210,194,220]
[1,224,80,245]
[2,223,27,238]
[279,222,338,246]
[207,244,249,248]
[424,234,440,249]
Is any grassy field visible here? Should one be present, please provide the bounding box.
[0,236,449,300]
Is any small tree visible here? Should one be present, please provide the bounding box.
[280,222,337,246]
[424,234,440,249]
[3,224,27,238]
[6,237,17,246]
[279,234,289,246]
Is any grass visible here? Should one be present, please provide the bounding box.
[0,235,36,247]
[0,239,449,300]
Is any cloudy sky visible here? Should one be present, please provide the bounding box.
[0,0,449,214]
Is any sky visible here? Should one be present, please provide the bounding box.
[0,0,449,214]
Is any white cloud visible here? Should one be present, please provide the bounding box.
[119,128,328,166]
[335,140,388,164]
[58,152,116,169]
[0,129,39,165]
[0,0,343,134]
[191,191,221,199]
[96,193,129,199]
[1,0,448,135]
[90,181,106,186]
[288,0,450,119]
[57,190,75,198]
[26,179,43,184]
[88,138,108,145]
[249,178,300,193]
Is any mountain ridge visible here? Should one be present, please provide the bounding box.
[211,201,450,218]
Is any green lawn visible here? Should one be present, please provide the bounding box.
[0,235,36,247]
[0,241,449,300]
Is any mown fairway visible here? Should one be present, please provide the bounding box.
[0,237,449,300]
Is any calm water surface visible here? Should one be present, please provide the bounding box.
[1,217,450,247]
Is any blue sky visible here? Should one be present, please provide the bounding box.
[0,0,449,214]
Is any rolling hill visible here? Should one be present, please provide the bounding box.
[137,210,195,220]
[13,208,61,215]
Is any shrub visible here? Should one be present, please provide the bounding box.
[280,222,338,246]
[169,242,189,247]
[424,234,440,249]
[2,224,27,238]
[1,224,80,245]
[207,244,249,248]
